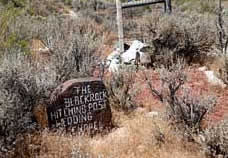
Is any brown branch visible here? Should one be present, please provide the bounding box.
[143,71,164,102]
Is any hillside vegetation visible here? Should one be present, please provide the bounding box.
[0,0,228,158]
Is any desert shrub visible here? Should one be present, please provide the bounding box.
[0,53,39,154]
[0,0,27,8]
[138,11,216,65]
[62,0,72,6]
[202,119,228,157]
[100,12,117,32]
[28,0,66,16]
[144,61,216,138]
[0,8,46,55]
[0,52,61,154]
[41,16,102,83]
[72,0,109,12]
[71,1,116,33]
[174,0,216,13]
[165,88,216,137]
[0,14,102,155]
[105,69,139,112]
[198,1,216,14]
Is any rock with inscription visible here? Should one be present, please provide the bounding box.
[47,78,112,134]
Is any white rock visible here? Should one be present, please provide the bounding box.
[146,111,159,118]
[61,10,79,19]
[135,107,147,113]
[204,70,226,88]
[106,49,122,73]
[121,49,139,64]
[129,40,148,51]
[38,47,50,53]
[121,40,150,64]
[198,66,208,71]
[106,40,149,72]
[106,49,121,61]
[108,58,121,73]
[68,10,78,18]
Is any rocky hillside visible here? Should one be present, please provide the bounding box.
[1,0,228,158]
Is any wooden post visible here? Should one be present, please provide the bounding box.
[219,0,222,10]
[165,0,172,14]
[164,0,166,13]
[218,0,224,54]
[116,0,124,53]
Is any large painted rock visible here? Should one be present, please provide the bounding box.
[47,78,112,134]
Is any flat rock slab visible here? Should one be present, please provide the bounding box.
[47,78,112,134]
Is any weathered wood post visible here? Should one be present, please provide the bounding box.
[116,0,124,53]
[165,0,172,14]
[217,0,225,54]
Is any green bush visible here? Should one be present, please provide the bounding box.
[0,0,27,8]
[2,33,30,54]
[0,6,21,50]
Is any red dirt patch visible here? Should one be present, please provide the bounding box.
[210,87,228,123]
[100,66,228,123]
[134,68,228,123]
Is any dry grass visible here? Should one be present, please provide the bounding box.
[13,112,206,158]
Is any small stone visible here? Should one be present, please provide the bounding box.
[204,71,226,88]
[198,66,208,71]
[147,111,159,118]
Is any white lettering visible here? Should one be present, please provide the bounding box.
[73,115,78,124]
[90,93,95,101]
[64,98,73,108]
[74,87,80,95]
[93,102,98,111]
[88,112,93,121]
[81,86,87,94]
[81,105,86,114]
[63,108,68,117]
[88,103,93,112]
[95,92,100,101]
[67,117,73,126]
[74,96,80,105]
[80,95,83,104]
[84,94,90,104]
[57,109,62,118]
[87,85,91,94]
[50,111,56,120]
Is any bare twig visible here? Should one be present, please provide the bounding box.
[143,70,164,103]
